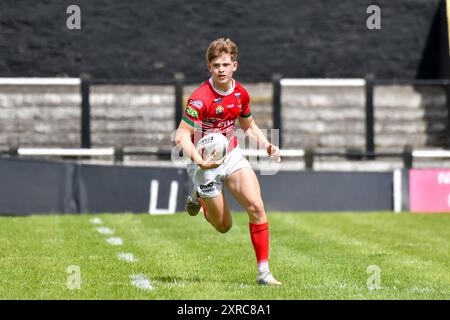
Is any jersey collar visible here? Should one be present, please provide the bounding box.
[209,77,235,96]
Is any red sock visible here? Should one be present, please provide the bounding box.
[249,222,269,263]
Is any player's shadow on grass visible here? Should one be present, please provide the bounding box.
[153,275,202,284]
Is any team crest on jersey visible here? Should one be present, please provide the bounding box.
[215,105,224,114]
[188,99,203,109]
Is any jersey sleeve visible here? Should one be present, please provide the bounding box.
[239,88,252,118]
[182,97,205,127]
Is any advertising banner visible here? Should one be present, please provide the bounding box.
[409,169,450,212]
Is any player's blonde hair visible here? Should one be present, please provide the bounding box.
[206,38,238,64]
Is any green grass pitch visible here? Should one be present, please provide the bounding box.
[0,212,449,299]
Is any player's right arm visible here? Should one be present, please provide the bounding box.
[175,120,222,170]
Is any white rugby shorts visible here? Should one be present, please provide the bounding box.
[187,146,252,198]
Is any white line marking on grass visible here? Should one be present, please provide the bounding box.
[106,237,123,246]
[117,252,138,263]
[90,218,103,225]
[131,274,154,291]
[96,227,115,235]
[92,222,152,292]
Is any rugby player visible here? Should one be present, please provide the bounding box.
[174,38,282,286]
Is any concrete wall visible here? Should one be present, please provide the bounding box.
[282,84,448,152]
[0,83,447,152]
[0,84,81,147]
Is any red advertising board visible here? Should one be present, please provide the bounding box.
[409,169,450,212]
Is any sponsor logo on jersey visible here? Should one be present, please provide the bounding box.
[226,104,234,108]
[186,106,199,119]
[215,105,224,114]
[188,99,203,109]
[234,93,241,98]
[217,120,236,128]
[214,98,222,103]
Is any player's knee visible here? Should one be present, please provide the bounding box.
[246,200,267,224]
[247,199,265,216]
[216,221,232,233]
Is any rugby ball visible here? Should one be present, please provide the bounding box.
[196,133,229,161]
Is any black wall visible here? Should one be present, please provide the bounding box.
[0,0,446,82]
[0,158,76,214]
[0,157,394,215]
[0,157,187,215]
[225,171,393,212]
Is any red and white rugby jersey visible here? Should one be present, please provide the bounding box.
[182,78,252,153]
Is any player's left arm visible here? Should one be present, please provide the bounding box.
[239,116,281,160]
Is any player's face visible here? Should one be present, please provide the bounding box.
[208,53,238,91]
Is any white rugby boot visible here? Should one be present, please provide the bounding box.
[257,271,282,286]
[185,191,201,216]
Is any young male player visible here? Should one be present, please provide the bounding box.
[174,38,282,286]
